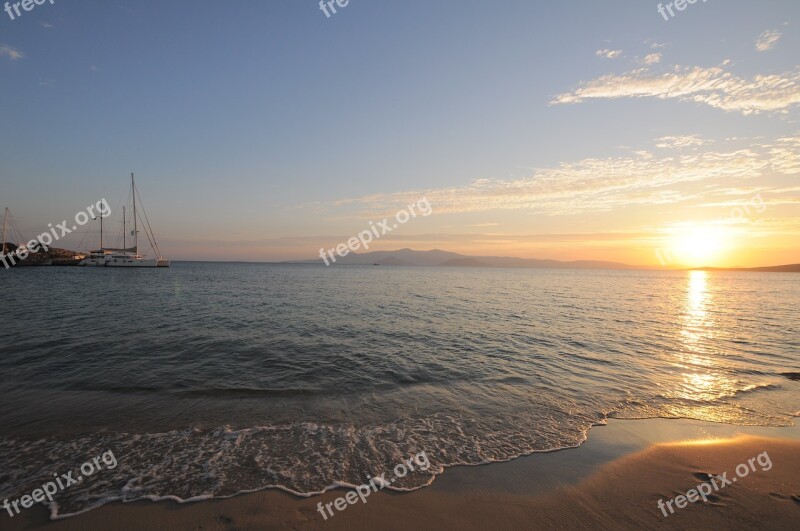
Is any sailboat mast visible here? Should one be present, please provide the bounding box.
[123,206,126,250]
[100,206,104,249]
[1,207,7,256]
[132,173,138,252]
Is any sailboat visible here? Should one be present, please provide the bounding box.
[78,204,110,267]
[2,207,9,259]
[80,174,170,268]
[1,207,53,267]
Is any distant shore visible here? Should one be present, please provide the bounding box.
[7,418,799,530]
[693,264,800,273]
[286,248,800,272]
[4,245,798,271]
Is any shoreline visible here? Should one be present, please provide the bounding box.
[5,417,799,530]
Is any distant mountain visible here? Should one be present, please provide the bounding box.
[298,248,800,272]
[303,248,644,270]
[337,248,464,267]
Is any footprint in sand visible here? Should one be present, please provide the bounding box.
[767,493,800,505]
[296,507,317,521]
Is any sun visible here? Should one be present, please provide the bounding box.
[671,225,728,267]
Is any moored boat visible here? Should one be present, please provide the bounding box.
[1,208,53,267]
[79,249,111,267]
[80,174,170,268]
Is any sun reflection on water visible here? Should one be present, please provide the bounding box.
[666,271,740,415]
[678,271,713,360]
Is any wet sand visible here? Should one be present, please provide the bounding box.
[5,418,799,530]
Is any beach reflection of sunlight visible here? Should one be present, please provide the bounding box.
[669,437,739,447]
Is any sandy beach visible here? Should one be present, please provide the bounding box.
[6,418,798,530]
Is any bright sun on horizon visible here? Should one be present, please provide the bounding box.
[669,225,729,267]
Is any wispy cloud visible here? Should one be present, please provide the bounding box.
[641,53,662,65]
[655,135,712,149]
[755,30,782,52]
[769,136,800,174]
[321,137,799,218]
[551,62,800,115]
[595,49,622,59]
[642,52,661,65]
[41,22,54,29]
[0,44,23,61]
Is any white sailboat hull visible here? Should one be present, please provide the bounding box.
[105,256,160,267]
[78,255,108,266]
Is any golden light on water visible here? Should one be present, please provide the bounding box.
[665,272,740,419]
[681,270,711,352]
[687,270,708,314]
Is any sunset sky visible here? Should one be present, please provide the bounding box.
[1,0,798,267]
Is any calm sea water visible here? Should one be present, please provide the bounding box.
[0,263,798,516]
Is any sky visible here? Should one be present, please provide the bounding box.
[1,0,798,267]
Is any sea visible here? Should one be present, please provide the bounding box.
[0,263,798,517]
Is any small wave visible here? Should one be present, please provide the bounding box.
[653,383,780,403]
[0,411,596,519]
[560,350,619,367]
[488,375,529,385]
[735,383,780,396]
[732,368,767,376]
[65,384,165,393]
[176,387,324,397]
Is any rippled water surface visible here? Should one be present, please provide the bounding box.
[0,263,798,516]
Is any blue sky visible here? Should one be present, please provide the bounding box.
[1,0,799,266]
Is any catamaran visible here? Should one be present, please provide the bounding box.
[79,174,170,268]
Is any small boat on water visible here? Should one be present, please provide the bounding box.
[79,174,170,268]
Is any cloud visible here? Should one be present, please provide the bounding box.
[595,49,622,59]
[551,63,800,115]
[655,135,712,149]
[89,65,99,71]
[641,53,662,65]
[0,44,23,61]
[755,30,782,52]
[41,22,53,29]
[769,136,800,174]
[322,137,800,218]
